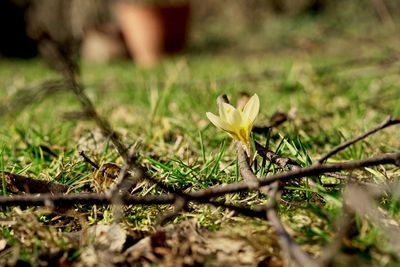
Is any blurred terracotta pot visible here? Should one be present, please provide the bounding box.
[81,26,127,63]
[113,2,190,67]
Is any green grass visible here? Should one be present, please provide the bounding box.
[1,15,400,266]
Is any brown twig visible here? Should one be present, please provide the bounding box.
[371,0,394,25]
[236,131,317,266]
[318,200,354,266]
[2,180,399,218]
[0,153,398,251]
[189,152,400,199]
[106,154,141,222]
[319,182,400,266]
[255,141,301,170]
[2,172,69,194]
[0,190,270,222]
[0,79,68,117]
[266,187,318,267]
[7,152,395,214]
[317,116,400,164]
[0,190,267,222]
[344,184,400,250]
[0,193,175,207]
[79,151,100,170]
[39,37,130,162]
[237,142,260,186]
[156,197,187,226]
[40,37,143,202]
[1,137,398,209]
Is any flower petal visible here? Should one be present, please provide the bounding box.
[242,94,260,124]
[218,101,227,121]
[221,103,242,126]
[206,112,234,132]
[218,102,235,122]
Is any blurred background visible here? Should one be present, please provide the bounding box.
[1,0,399,67]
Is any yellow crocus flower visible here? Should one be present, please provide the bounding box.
[206,94,259,156]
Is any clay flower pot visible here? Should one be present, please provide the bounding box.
[81,26,127,64]
[113,1,190,67]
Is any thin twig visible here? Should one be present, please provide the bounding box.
[40,37,130,162]
[237,142,260,186]
[0,191,267,221]
[255,141,301,170]
[317,116,400,164]
[371,0,395,26]
[1,153,398,208]
[236,132,317,266]
[0,153,398,242]
[106,154,141,222]
[156,197,187,226]
[266,187,318,267]
[40,37,142,199]
[0,193,175,207]
[189,152,400,199]
[79,151,100,170]
[2,181,399,217]
[2,172,69,194]
[344,184,400,250]
[318,182,400,267]
[318,200,354,266]
[0,79,68,117]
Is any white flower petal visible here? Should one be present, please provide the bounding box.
[227,109,243,127]
[218,102,227,121]
[206,112,234,132]
[220,103,242,126]
[217,97,230,121]
[242,94,260,124]
[218,102,235,122]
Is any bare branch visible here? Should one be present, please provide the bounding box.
[0,79,68,117]
[190,152,400,199]
[344,184,400,250]
[267,198,318,267]
[237,132,317,267]
[317,116,400,164]
[319,181,400,266]
[371,0,395,25]
[106,154,141,222]
[237,142,260,186]
[2,172,68,194]
[39,37,131,162]
[156,197,187,226]
[40,37,142,198]
[255,141,301,170]
[79,150,100,170]
[0,191,267,221]
[318,201,354,266]
[0,193,175,207]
